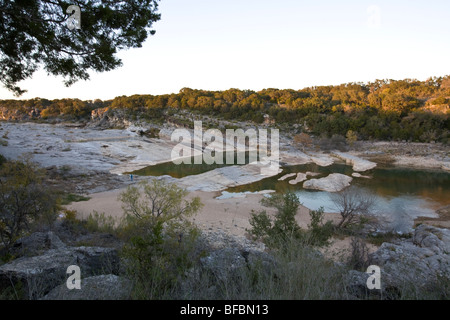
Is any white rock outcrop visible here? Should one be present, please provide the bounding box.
[303,173,352,192]
[351,172,371,179]
[288,173,308,185]
[278,173,297,181]
[309,153,334,167]
[177,163,282,192]
[332,152,376,172]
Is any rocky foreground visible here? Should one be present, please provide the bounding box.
[0,223,449,300]
[348,224,450,298]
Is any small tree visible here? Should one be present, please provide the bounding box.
[307,207,334,246]
[346,130,358,146]
[346,236,370,271]
[118,179,203,299]
[0,158,59,252]
[248,192,302,247]
[330,186,375,229]
[118,178,203,250]
[120,179,202,221]
[248,193,335,248]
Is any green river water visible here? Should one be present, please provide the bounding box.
[131,153,450,232]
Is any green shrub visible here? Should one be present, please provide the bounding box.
[60,193,90,205]
[0,154,6,166]
[366,231,412,246]
[0,157,59,252]
[121,217,201,299]
[61,209,78,224]
[84,211,118,234]
[307,207,334,246]
[248,193,335,248]
[117,179,204,299]
[247,192,303,248]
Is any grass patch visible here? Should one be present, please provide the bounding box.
[366,231,412,246]
[84,211,118,234]
[61,193,91,205]
[175,237,351,300]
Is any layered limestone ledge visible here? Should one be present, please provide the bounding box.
[332,152,377,172]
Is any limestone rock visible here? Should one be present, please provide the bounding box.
[41,274,132,300]
[368,225,450,291]
[413,224,450,255]
[309,154,334,167]
[198,230,273,284]
[303,173,352,192]
[200,248,247,283]
[288,173,308,185]
[351,172,371,179]
[0,246,120,299]
[278,173,296,181]
[345,270,374,299]
[10,231,66,258]
[178,164,281,192]
[332,152,377,172]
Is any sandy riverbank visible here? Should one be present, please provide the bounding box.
[66,182,376,260]
[67,186,316,237]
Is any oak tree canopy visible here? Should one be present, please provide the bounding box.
[0,0,161,96]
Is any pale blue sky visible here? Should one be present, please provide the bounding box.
[1,0,450,100]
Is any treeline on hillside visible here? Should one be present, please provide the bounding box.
[1,77,449,143]
[0,98,109,119]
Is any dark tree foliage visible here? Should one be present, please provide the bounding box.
[0,157,59,252]
[0,0,161,95]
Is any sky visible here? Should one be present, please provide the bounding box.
[1,0,450,101]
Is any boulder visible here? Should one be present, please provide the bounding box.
[0,246,120,299]
[345,225,450,299]
[200,247,247,283]
[413,224,450,254]
[41,274,132,300]
[368,225,450,294]
[9,231,66,258]
[198,230,274,285]
[303,173,352,192]
[178,164,281,192]
[345,270,374,299]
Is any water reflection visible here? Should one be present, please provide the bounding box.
[133,159,450,232]
[130,151,260,178]
[227,164,449,209]
[227,164,450,232]
[292,188,438,232]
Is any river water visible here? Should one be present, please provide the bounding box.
[132,158,450,233]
